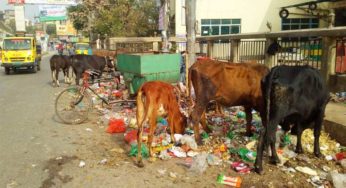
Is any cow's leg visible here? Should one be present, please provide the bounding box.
[255,128,266,174]
[63,68,68,84]
[136,122,144,168]
[75,71,81,86]
[200,111,211,133]
[313,110,324,158]
[215,103,224,115]
[269,137,280,165]
[55,69,60,87]
[148,113,157,159]
[191,102,208,144]
[168,115,175,143]
[136,97,146,167]
[267,119,280,165]
[295,123,304,154]
[245,107,253,137]
[51,70,56,87]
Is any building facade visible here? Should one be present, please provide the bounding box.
[174,0,345,37]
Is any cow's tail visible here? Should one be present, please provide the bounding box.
[136,87,147,167]
[264,67,277,145]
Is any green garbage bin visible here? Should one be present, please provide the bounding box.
[117,53,180,94]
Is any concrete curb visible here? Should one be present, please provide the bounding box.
[324,119,346,146]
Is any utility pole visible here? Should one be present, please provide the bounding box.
[185,0,196,68]
[160,0,170,53]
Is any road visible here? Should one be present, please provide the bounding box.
[0,52,206,188]
[0,52,79,187]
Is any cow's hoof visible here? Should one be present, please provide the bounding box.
[270,157,280,165]
[245,131,254,137]
[254,167,264,174]
[314,152,322,158]
[137,161,144,168]
[295,147,304,154]
[196,138,203,146]
[148,157,156,163]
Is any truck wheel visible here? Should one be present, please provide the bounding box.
[5,67,10,75]
[31,66,37,73]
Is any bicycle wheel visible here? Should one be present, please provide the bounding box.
[55,86,93,124]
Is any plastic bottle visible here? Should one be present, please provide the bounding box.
[217,174,242,187]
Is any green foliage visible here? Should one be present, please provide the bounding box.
[46,24,57,35]
[25,25,36,35]
[68,0,159,37]
[67,4,88,32]
[8,19,16,32]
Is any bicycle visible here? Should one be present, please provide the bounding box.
[55,70,136,124]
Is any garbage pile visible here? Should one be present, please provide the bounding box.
[330,92,346,103]
[88,79,345,187]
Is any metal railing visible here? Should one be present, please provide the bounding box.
[108,27,346,82]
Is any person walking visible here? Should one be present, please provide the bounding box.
[179,51,187,85]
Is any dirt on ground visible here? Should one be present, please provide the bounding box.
[48,107,345,188]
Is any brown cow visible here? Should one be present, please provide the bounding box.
[136,81,187,167]
[188,59,269,142]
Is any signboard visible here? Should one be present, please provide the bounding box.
[8,0,25,4]
[56,20,77,36]
[25,0,77,5]
[39,5,67,22]
[14,5,26,32]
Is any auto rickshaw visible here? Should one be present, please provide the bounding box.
[74,42,92,55]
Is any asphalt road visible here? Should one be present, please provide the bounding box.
[0,52,79,187]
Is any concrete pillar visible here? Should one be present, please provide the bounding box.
[321,36,336,85]
[230,39,240,62]
[153,41,159,52]
[264,38,276,68]
[207,40,213,58]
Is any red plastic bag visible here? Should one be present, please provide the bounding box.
[107,119,126,133]
[335,152,346,161]
[124,128,150,144]
[124,130,138,143]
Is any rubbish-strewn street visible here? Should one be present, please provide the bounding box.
[1,52,345,188]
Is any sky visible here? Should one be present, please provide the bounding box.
[0,1,39,21]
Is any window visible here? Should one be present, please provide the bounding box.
[281,18,319,30]
[201,18,241,36]
[281,18,319,41]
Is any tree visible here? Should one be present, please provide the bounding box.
[8,19,16,32]
[67,0,159,37]
[26,25,36,35]
[46,24,57,36]
[67,4,88,32]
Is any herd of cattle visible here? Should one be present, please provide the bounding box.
[50,54,330,174]
[49,54,116,87]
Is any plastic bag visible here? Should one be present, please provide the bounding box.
[107,118,126,133]
[189,152,208,174]
[180,135,198,150]
[124,130,138,144]
[129,143,149,158]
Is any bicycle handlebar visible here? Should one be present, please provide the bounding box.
[84,69,101,76]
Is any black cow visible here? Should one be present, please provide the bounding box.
[50,55,72,87]
[71,54,116,85]
[254,65,330,174]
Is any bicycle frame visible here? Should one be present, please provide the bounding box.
[78,71,135,106]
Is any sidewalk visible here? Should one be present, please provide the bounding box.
[324,102,346,145]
